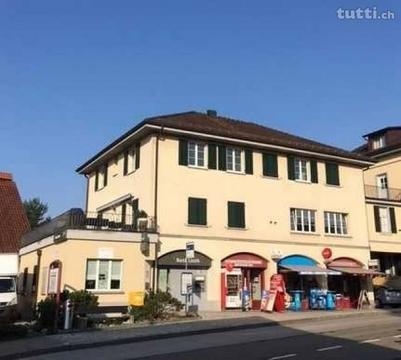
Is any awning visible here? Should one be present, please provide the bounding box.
[97,193,133,212]
[280,265,342,275]
[329,267,383,276]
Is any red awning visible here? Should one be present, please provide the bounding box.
[329,267,383,276]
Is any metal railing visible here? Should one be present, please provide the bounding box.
[21,208,157,247]
[365,185,401,202]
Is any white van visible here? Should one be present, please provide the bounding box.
[0,254,18,321]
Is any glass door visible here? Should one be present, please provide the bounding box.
[376,174,389,199]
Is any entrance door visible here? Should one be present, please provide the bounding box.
[376,174,388,199]
[225,269,242,308]
[250,269,263,310]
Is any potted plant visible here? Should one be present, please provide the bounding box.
[68,290,98,329]
[136,210,148,231]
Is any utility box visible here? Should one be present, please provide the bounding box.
[128,291,145,306]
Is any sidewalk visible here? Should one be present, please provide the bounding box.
[0,308,397,360]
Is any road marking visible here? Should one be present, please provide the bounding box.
[316,345,343,352]
[360,338,381,343]
[269,354,297,360]
[393,335,401,339]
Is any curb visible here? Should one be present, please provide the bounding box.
[0,310,392,360]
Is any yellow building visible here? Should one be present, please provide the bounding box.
[354,127,401,276]
[20,111,378,312]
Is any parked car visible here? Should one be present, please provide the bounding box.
[0,254,18,322]
[375,287,401,308]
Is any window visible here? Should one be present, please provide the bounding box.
[188,142,206,168]
[95,165,108,191]
[290,208,316,233]
[294,158,310,181]
[376,174,388,199]
[372,136,385,149]
[188,198,207,225]
[85,260,122,291]
[262,153,278,177]
[227,201,245,228]
[379,207,391,233]
[124,144,140,175]
[324,212,347,235]
[226,147,242,172]
[325,163,340,186]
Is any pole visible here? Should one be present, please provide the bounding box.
[185,256,188,315]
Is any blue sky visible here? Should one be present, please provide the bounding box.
[1,1,400,216]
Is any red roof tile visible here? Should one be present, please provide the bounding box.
[0,173,30,252]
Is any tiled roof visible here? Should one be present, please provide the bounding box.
[146,112,371,162]
[77,111,372,173]
[0,173,30,252]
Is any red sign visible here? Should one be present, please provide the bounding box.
[322,248,332,259]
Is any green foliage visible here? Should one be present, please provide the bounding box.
[129,291,183,322]
[23,197,51,229]
[68,290,98,316]
[36,297,58,329]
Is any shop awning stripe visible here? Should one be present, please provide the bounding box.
[280,265,342,275]
[328,266,383,276]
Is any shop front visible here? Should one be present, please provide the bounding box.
[221,253,268,310]
[157,250,212,311]
[327,257,379,308]
[277,255,341,311]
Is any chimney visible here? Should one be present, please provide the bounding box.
[0,172,13,181]
[206,109,217,117]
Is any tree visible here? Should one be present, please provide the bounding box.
[23,198,51,229]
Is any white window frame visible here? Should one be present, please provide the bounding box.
[97,166,106,190]
[376,174,389,199]
[290,208,316,233]
[188,141,207,168]
[85,259,123,292]
[372,135,385,150]
[127,146,137,174]
[324,211,348,235]
[226,147,243,173]
[378,207,391,233]
[294,158,311,182]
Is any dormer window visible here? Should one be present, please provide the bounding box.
[372,135,385,150]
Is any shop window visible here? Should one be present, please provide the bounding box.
[188,197,207,225]
[227,201,245,228]
[290,208,316,233]
[324,212,347,235]
[85,259,122,291]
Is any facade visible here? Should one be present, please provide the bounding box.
[354,127,401,276]
[20,111,378,311]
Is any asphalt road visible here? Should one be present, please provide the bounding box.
[25,313,401,360]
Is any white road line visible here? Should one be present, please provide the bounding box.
[393,335,401,339]
[316,345,343,352]
[269,354,297,360]
[360,338,381,343]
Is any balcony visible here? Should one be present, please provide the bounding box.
[364,185,401,202]
[21,208,157,247]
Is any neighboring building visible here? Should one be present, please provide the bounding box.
[354,127,401,276]
[0,172,30,254]
[20,111,377,311]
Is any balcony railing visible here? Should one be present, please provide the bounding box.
[21,208,157,247]
[365,185,401,202]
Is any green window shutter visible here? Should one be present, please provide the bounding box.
[208,144,217,169]
[374,206,381,232]
[188,198,207,225]
[263,153,278,177]
[325,163,339,185]
[135,143,140,169]
[95,170,99,191]
[287,155,295,180]
[218,145,226,171]
[103,165,108,187]
[245,150,253,174]
[310,160,318,183]
[132,199,139,227]
[389,207,397,233]
[178,139,188,166]
[123,151,129,175]
[228,202,245,228]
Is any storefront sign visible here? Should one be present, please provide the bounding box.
[221,253,268,269]
[186,242,195,259]
[158,250,211,268]
[225,262,234,272]
[322,248,332,260]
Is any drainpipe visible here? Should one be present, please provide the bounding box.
[84,174,89,213]
[152,127,162,291]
